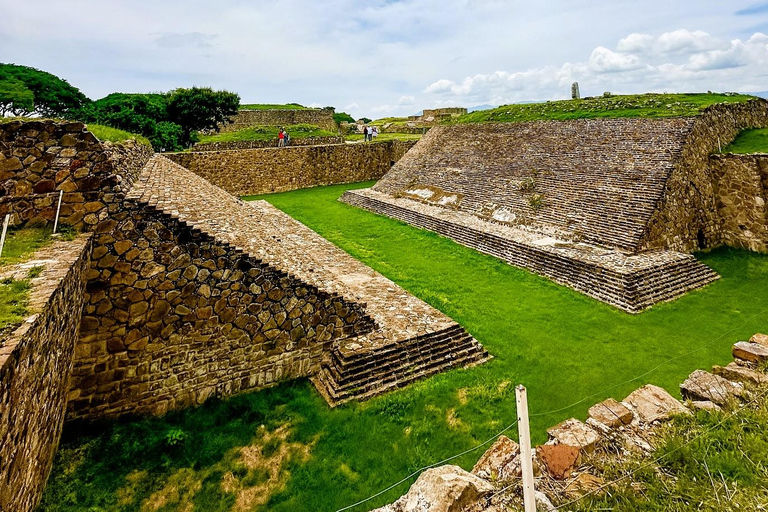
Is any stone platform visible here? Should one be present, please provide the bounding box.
[127,156,490,405]
[341,188,719,313]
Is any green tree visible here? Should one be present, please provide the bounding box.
[166,87,240,144]
[0,78,34,116]
[333,111,355,125]
[0,63,88,116]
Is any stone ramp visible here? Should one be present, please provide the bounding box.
[372,119,695,252]
[127,155,489,405]
[342,188,719,313]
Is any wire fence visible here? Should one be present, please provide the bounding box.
[334,307,768,512]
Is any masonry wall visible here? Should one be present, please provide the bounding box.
[68,201,373,420]
[0,120,153,230]
[192,136,344,152]
[0,236,91,512]
[220,109,337,133]
[165,140,416,196]
[709,153,768,252]
[642,99,768,252]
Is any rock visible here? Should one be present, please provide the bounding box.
[375,465,493,512]
[749,333,768,347]
[712,362,768,385]
[689,400,722,412]
[565,472,605,498]
[733,341,768,364]
[535,491,556,512]
[680,369,744,405]
[623,384,689,423]
[537,444,580,480]
[546,418,600,453]
[471,435,519,480]
[588,398,633,428]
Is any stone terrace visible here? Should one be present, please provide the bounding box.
[343,189,718,313]
[127,156,490,405]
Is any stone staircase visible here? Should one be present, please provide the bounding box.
[313,324,490,406]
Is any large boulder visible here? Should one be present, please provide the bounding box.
[375,465,494,512]
[623,384,689,423]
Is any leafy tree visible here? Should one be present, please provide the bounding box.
[0,78,34,116]
[0,63,88,116]
[333,111,355,125]
[360,117,372,124]
[166,87,240,144]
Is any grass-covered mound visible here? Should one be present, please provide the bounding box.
[450,93,758,124]
[723,128,768,154]
[41,182,768,512]
[238,103,308,110]
[345,132,421,142]
[86,124,152,147]
[197,124,336,144]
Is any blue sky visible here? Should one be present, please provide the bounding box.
[2,0,767,118]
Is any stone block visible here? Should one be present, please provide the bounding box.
[588,398,633,428]
[733,341,768,364]
[471,435,519,479]
[750,333,768,347]
[537,444,580,480]
[546,418,600,453]
[623,384,689,423]
[680,369,745,405]
[712,362,768,385]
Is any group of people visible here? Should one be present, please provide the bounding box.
[362,125,378,141]
[278,127,291,147]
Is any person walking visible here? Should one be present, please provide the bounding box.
[284,129,290,147]
[362,126,368,142]
[278,128,285,147]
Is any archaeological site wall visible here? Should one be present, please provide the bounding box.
[219,109,337,133]
[0,120,153,230]
[709,153,768,252]
[192,135,344,152]
[165,140,416,197]
[0,235,91,512]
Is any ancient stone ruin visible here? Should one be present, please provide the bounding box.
[0,120,486,510]
[342,99,768,312]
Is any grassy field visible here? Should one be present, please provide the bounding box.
[723,128,768,154]
[451,93,758,124]
[41,182,768,512]
[345,133,421,142]
[239,103,308,110]
[0,228,53,334]
[197,124,337,144]
[86,124,152,147]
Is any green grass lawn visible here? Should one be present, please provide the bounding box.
[86,124,152,147]
[41,182,768,512]
[345,133,422,142]
[452,93,758,124]
[723,128,768,154]
[197,124,337,144]
[0,227,54,266]
[239,103,308,110]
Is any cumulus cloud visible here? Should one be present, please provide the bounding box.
[398,95,416,106]
[423,29,768,107]
[155,32,216,49]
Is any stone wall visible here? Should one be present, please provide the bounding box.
[0,120,153,230]
[68,156,374,420]
[192,136,344,152]
[709,153,768,252]
[0,235,91,512]
[165,140,416,197]
[642,99,768,252]
[220,109,337,133]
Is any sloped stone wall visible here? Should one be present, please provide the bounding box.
[0,235,91,512]
[709,153,768,252]
[0,120,153,230]
[192,136,344,151]
[69,197,373,420]
[642,100,768,251]
[220,109,337,132]
[165,140,416,196]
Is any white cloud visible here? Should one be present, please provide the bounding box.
[588,47,644,72]
[398,95,416,106]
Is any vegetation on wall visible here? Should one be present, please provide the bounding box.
[723,128,768,154]
[0,63,88,117]
[197,124,336,144]
[450,93,759,124]
[239,103,308,110]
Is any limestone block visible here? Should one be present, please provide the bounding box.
[546,418,600,453]
[680,369,745,405]
[712,362,768,385]
[733,341,768,364]
[373,465,493,512]
[750,333,768,347]
[623,384,689,423]
[690,400,722,412]
[471,435,519,480]
[588,398,633,428]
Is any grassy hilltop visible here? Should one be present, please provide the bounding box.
[450,93,758,124]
